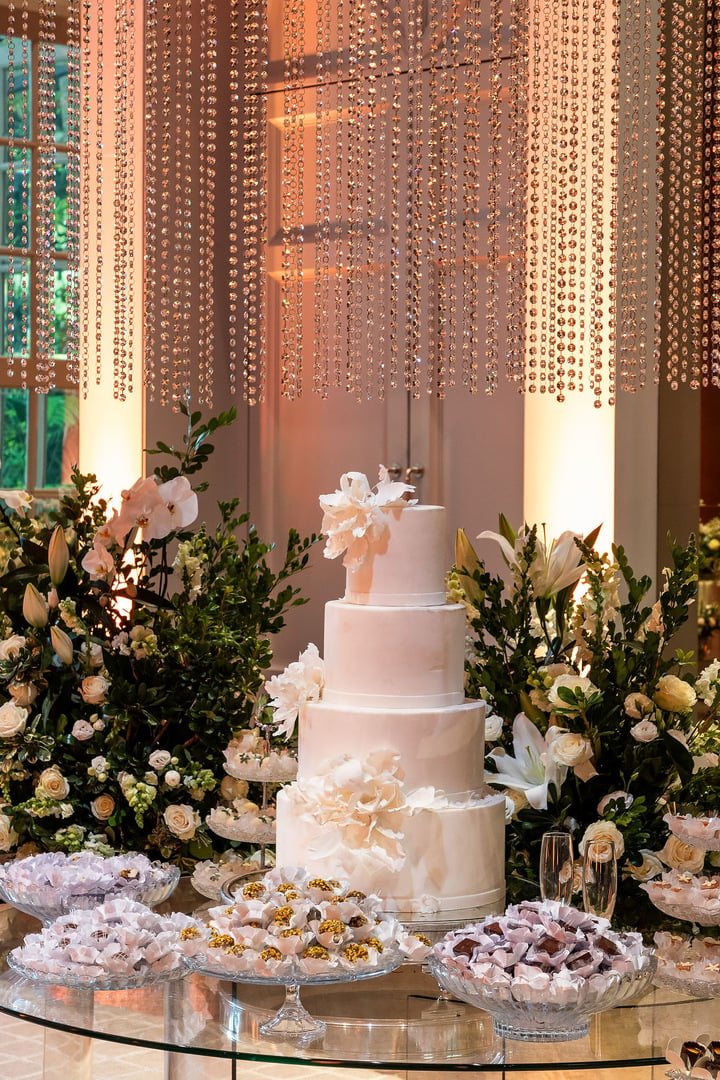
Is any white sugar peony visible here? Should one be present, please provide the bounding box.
[319,467,415,570]
[265,643,325,740]
[148,750,172,771]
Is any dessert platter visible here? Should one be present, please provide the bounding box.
[653,931,720,998]
[427,900,656,1042]
[273,470,506,921]
[641,870,720,926]
[0,850,179,923]
[664,812,720,852]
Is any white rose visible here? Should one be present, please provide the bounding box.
[484,713,504,741]
[80,675,109,705]
[148,750,172,771]
[165,770,181,788]
[658,835,706,874]
[90,755,107,774]
[0,811,18,852]
[547,729,594,767]
[630,719,658,742]
[624,692,653,719]
[220,775,249,801]
[625,849,663,882]
[36,766,70,801]
[90,794,116,821]
[548,674,599,712]
[0,635,26,662]
[71,719,95,741]
[0,700,28,738]
[163,803,200,841]
[579,820,625,859]
[653,674,696,713]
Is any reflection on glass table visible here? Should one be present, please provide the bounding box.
[0,902,718,1078]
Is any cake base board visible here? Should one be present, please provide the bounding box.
[391,895,507,937]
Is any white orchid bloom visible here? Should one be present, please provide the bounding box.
[486,712,567,810]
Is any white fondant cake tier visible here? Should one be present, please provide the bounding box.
[275,787,506,914]
[300,700,485,793]
[322,600,466,707]
[344,505,447,606]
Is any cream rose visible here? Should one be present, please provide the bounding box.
[625,849,664,882]
[0,700,28,738]
[165,769,181,788]
[163,803,200,841]
[547,729,594,768]
[0,811,18,852]
[36,766,70,801]
[548,674,599,712]
[90,794,116,821]
[658,835,706,874]
[71,719,95,741]
[80,675,109,705]
[630,719,658,742]
[0,634,26,662]
[148,749,172,771]
[653,674,696,713]
[579,820,625,859]
[484,713,504,741]
[624,692,653,719]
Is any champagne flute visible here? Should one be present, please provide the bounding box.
[539,830,574,903]
[582,839,617,919]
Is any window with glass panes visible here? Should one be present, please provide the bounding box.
[0,8,78,493]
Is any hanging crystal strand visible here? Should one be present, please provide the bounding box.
[425,0,441,395]
[605,0,620,406]
[486,0,504,396]
[280,0,303,400]
[332,0,346,389]
[635,0,652,391]
[588,0,607,406]
[198,0,217,408]
[575,0,589,393]
[653,0,666,384]
[256,0,269,402]
[65,0,81,386]
[242,0,261,404]
[113,0,128,400]
[363,0,381,399]
[537,0,553,395]
[707,0,720,386]
[462,0,481,393]
[227,0,241,396]
[545,0,561,399]
[561,0,579,397]
[18,1,30,388]
[94,0,105,388]
[387,0,403,390]
[313,0,332,396]
[505,0,529,389]
[157,0,173,405]
[35,0,57,392]
[552,0,569,401]
[79,0,92,397]
[144,0,159,401]
[292,0,305,401]
[126,0,136,397]
[406,0,424,396]
[170,0,187,405]
[6,6,17,382]
[345,0,363,400]
[179,0,193,402]
[525,0,541,395]
[617,0,638,392]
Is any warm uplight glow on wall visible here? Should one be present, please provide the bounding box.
[523,392,615,550]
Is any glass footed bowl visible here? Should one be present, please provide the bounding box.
[7,950,188,992]
[187,945,403,1041]
[0,863,180,924]
[426,953,657,1042]
[654,963,720,999]
[642,891,720,928]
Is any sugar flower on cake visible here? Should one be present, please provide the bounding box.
[486,713,567,810]
[319,467,415,571]
[265,643,325,740]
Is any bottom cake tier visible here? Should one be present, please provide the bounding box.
[275,785,506,915]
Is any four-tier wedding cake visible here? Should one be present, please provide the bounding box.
[272,470,506,915]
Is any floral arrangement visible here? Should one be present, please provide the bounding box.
[0,405,315,867]
[699,517,720,577]
[450,518,720,930]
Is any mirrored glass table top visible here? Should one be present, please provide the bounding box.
[0,903,715,1072]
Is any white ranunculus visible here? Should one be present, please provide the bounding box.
[71,719,95,741]
[624,692,653,719]
[579,820,625,859]
[148,749,172,771]
[0,634,26,662]
[265,643,325,740]
[36,766,70,801]
[0,700,28,738]
[0,811,18,851]
[80,675,109,705]
[165,770,181,788]
[630,719,658,743]
[91,794,116,821]
[484,713,504,741]
[657,835,706,874]
[163,803,200,841]
[625,849,663,882]
[653,674,696,713]
[546,728,594,768]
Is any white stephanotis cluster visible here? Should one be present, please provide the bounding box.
[319,467,416,571]
[265,643,325,740]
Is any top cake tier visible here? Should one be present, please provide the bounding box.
[344,504,447,607]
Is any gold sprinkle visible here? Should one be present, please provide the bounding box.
[345,889,366,900]
[225,944,246,956]
[303,945,330,960]
[318,919,344,936]
[308,878,335,892]
[362,937,384,953]
[283,890,302,901]
[412,933,432,947]
[328,880,342,889]
[209,933,235,949]
[280,927,303,938]
[276,882,297,895]
[179,926,202,940]
[342,943,369,963]
[273,905,295,926]
[260,946,282,961]
[242,881,266,899]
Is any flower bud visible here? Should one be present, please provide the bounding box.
[50,625,74,665]
[455,528,484,606]
[48,525,69,585]
[23,583,49,628]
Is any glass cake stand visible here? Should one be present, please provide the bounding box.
[187,948,403,1041]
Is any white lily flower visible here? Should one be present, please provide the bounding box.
[477,526,586,599]
[486,712,567,810]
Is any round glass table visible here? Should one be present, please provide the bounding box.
[0,903,714,1079]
